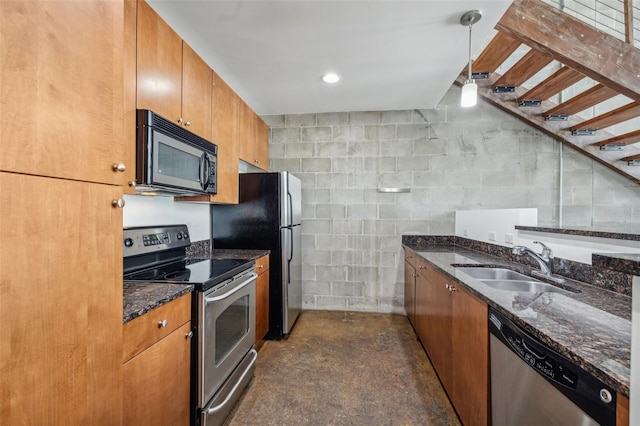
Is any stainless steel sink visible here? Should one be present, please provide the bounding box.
[456,267,532,281]
[480,279,573,294]
[457,267,577,294]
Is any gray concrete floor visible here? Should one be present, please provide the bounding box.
[227,310,460,425]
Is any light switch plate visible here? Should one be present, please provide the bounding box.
[463,228,469,237]
[488,231,497,242]
[505,233,514,244]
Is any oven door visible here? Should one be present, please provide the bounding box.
[198,268,257,407]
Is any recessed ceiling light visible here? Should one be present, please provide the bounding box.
[322,72,341,84]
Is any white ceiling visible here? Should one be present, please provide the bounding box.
[147,0,513,115]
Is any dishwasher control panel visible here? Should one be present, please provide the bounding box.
[499,321,579,389]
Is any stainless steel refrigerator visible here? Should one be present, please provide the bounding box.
[211,171,302,339]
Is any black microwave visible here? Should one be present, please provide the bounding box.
[135,109,217,195]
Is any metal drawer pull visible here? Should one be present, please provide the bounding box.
[158,319,168,328]
[185,331,193,339]
[112,162,126,172]
[206,349,258,414]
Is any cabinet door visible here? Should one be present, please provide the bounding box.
[256,269,270,346]
[136,0,182,124]
[182,42,212,140]
[123,322,192,426]
[0,0,125,185]
[0,172,123,424]
[403,260,416,326]
[211,72,240,203]
[426,267,453,393]
[238,100,257,165]
[255,117,270,170]
[451,285,489,426]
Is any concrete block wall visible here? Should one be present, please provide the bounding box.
[262,85,640,313]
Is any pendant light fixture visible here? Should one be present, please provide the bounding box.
[460,10,482,108]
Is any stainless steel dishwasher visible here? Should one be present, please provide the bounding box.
[489,309,617,426]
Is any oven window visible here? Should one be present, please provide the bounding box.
[215,295,250,365]
[157,142,200,182]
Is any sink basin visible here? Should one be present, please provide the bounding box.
[480,279,572,294]
[457,267,577,295]
[457,267,532,281]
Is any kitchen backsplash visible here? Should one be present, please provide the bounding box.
[122,194,210,241]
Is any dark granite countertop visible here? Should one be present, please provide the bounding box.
[516,225,640,241]
[593,253,640,276]
[123,248,270,323]
[123,283,193,323]
[403,242,632,397]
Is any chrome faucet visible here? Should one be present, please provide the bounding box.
[512,241,565,283]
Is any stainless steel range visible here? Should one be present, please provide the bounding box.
[123,225,257,426]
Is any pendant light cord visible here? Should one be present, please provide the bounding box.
[467,24,473,80]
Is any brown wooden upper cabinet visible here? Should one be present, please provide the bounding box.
[136,1,212,141]
[0,0,126,185]
[175,72,241,204]
[239,99,269,170]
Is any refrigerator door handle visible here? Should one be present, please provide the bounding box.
[287,227,293,283]
[287,191,293,228]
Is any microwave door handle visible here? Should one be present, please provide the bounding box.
[198,153,208,190]
[202,155,211,190]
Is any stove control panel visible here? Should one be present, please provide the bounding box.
[123,225,190,258]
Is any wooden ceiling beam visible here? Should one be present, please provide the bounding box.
[596,130,640,146]
[570,102,640,131]
[496,0,640,102]
[519,66,584,102]
[544,84,618,116]
[471,32,521,74]
[493,49,553,88]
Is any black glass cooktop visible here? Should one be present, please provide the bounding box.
[124,258,252,291]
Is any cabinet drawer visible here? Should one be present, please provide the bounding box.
[123,293,192,362]
[256,254,270,273]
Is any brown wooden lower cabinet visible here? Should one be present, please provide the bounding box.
[255,255,270,347]
[403,258,416,326]
[123,294,192,426]
[411,257,489,426]
[617,393,629,426]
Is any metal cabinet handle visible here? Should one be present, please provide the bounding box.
[258,264,263,269]
[177,117,183,124]
[158,319,168,328]
[128,180,137,188]
[112,163,126,172]
[185,121,190,127]
[185,331,193,339]
[112,199,125,208]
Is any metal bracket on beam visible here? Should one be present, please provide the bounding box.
[628,160,640,166]
[493,86,515,93]
[571,129,597,136]
[471,72,490,79]
[545,114,569,121]
[518,100,542,107]
[599,144,626,151]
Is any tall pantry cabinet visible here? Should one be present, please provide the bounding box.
[0,1,126,424]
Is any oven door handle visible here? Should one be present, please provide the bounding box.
[204,271,257,304]
[205,348,258,415]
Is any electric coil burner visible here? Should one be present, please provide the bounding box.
[123,225,258,426]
